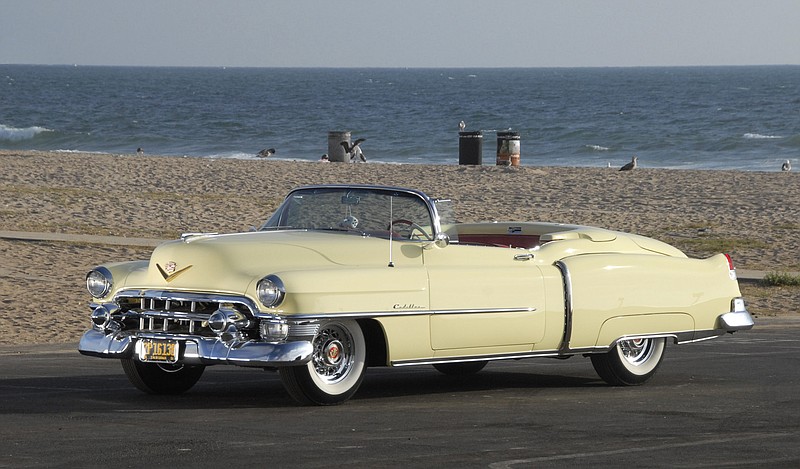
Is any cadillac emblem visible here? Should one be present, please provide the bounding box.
[156,261,193,282]
[164,261,177,275]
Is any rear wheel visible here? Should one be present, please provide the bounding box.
[433,361,488,376]
[121,359,205,395]
[591,337,666,386]
[279,319,366,405]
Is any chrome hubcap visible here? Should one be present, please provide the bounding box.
[618,338,653,366]
[311,324,353,384]
[323,340,343,366]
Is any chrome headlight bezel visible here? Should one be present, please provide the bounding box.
[86,267,113,298]
[256,274,285,308]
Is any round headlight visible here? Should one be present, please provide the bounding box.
[86,268,113,298]
[257,275,285,308]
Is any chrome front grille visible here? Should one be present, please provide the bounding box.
[107,290,317,342]
[114,290,259,338]
[136,310,213,335]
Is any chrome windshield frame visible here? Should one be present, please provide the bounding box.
[260,184,446,238]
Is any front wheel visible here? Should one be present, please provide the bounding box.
[590,337,666,386]
[279,319,367,405]
[121,359,205,395]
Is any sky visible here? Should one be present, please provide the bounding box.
[2,0,799,68]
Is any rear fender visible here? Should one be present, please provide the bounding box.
[559,253,740,350]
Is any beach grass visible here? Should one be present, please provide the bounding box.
[763,272,800,287]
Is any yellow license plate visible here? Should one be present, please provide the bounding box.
[138,339,179,363]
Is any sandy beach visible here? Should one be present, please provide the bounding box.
[1,150,798,346]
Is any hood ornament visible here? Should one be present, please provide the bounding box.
[156,261,193,282]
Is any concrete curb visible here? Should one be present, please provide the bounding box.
[0,230,165,247]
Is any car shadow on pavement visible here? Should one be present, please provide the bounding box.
[1,362,606,412]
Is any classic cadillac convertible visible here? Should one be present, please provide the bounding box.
[79,184,754,405]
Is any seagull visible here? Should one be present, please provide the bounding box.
[257,148,275,158]
[340,138,367,162]
[782,160,791,171]
[619,155,638,171]
[459,120,466,132]
[136,147,144,155]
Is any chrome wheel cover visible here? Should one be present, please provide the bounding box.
[618,338,654,366]
[311,323,355,384]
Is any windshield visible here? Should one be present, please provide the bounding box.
[261,187,436,241]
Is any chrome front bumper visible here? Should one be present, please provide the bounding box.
[78,328,313,367]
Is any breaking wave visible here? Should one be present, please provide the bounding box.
[743,133,782,139]
[584,144,610,151]
[0,124,52,141]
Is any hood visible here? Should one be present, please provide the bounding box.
[122,230,400,294]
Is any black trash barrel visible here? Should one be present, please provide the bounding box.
[459,131,483,165]
[328,130,351,162]
[496,131,521,166]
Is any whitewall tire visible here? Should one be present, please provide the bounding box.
[591,337,666,386]
[279,319,367,405]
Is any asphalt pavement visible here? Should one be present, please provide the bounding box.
[1,317,798,468]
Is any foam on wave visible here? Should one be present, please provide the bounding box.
[584,144,610,151]
[0,124,52,141]
[743,133,782,139]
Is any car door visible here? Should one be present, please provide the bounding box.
[423,244,547,352]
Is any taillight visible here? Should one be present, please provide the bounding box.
[724,253,735,270]
[724,254,737,280]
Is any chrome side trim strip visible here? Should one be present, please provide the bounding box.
[432,307,536,315]
[676,331,723,344]
[392,349,561,367]
[288,306,536,320]
[554,260,574,354]
[614,333,679,345]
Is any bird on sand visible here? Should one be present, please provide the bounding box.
[459,120,466,132]
[782,160,792,171]
[340,138,367,162]
[257,148,275,158]
[619,155,638,171]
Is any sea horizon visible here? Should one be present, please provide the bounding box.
[2,64,798,171]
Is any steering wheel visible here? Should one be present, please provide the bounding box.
[388,219,432,240]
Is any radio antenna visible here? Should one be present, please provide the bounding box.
[388,196,395,267]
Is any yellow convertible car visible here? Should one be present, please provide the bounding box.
[79,184,753,405]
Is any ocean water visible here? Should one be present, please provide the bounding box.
[1,64,798,171]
